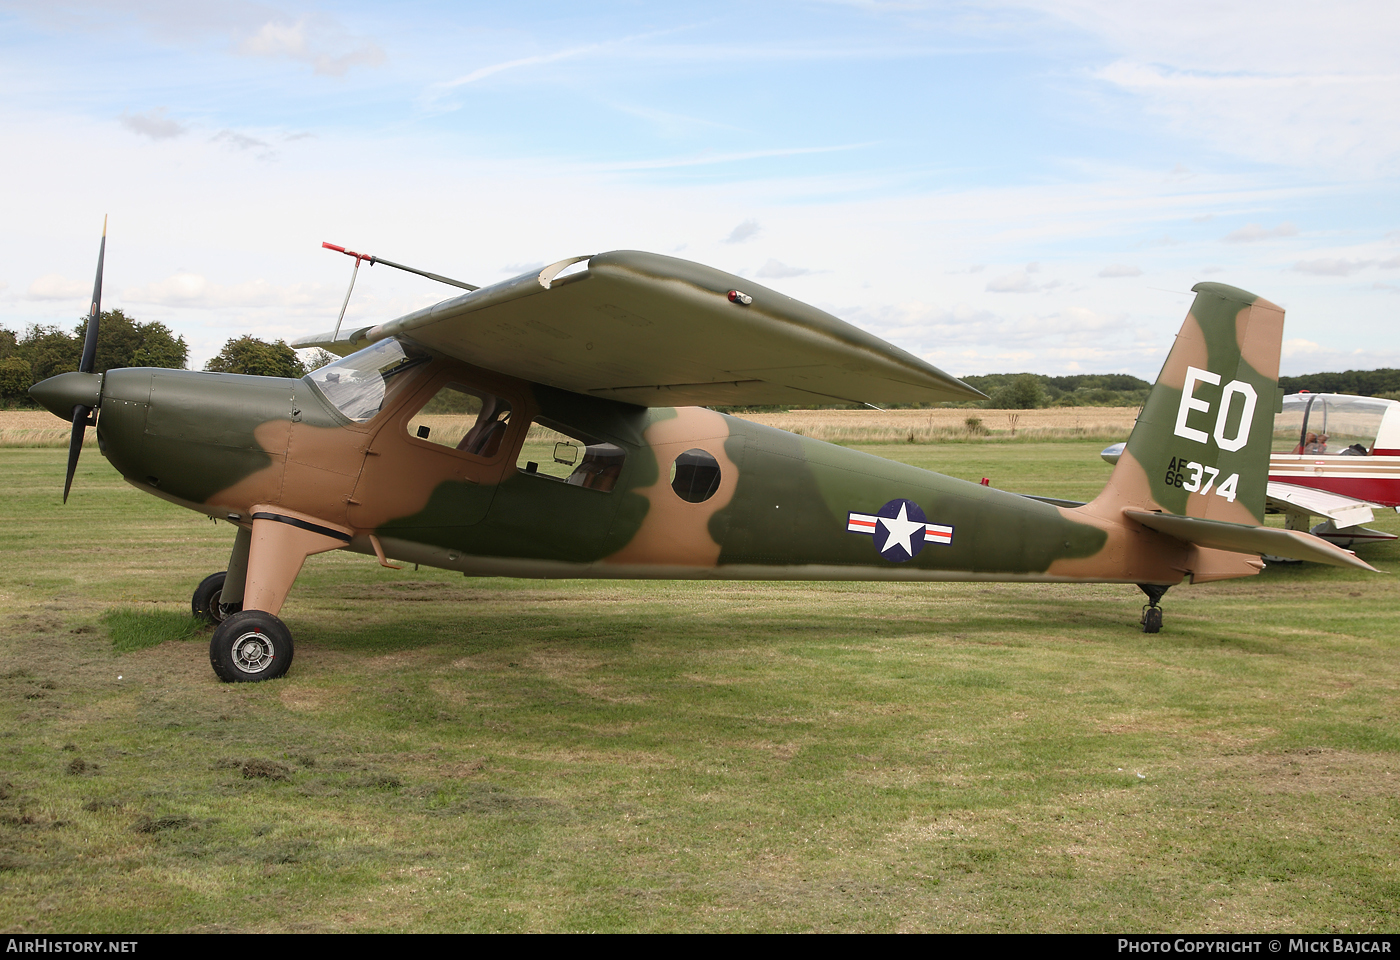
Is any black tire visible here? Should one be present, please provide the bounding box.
[1142,607,1163,634]
[209,610,294,683]
[192,571,242,624]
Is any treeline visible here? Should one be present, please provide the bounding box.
[0,310,188,402]
[1279,369,1400,399]
[0,311,327,406]
[960,372,1151,409]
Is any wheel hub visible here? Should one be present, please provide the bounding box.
[232,630,275,674]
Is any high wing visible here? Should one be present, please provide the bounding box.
[293,251,984,407]
[1266,481,1377,528]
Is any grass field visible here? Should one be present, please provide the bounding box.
[2,441,1398,932]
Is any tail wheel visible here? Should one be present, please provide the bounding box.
[1141,606,1163,634]
[210,611,294,683]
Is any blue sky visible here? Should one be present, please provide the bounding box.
[2,0,1398,379]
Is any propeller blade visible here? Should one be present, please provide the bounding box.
[63,406,89,504]
[79,215,106,375]
[64,216,107,501]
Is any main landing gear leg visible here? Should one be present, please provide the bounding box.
[207,507,350,684]
[1138,583,1169,634]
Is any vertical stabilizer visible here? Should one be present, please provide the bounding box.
[1092,283,1284,526]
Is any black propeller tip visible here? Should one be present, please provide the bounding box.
[63,406,90,504]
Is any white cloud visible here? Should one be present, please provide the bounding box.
[755,259,810,279]
[119,107,185,140]
[986,272,1035,293]
[1282,338,1322,357]
[434,42,609,91]
[122,273,322,309]
[26,274,88,300]
[1045,2,1400,173]
[1278,337,1400,375]
[1223,222,1298,244]
[236,16,385,77]
[1292,259,1371,277]
[723,219,761,244]
[1098,264,1142,278]
[211,129,273,160]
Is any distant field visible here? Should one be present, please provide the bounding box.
[0,407,1138,448]
[0,411,95,448]
[2,442,1397,933]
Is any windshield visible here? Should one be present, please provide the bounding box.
[307,339,429,422]
[1273,394,1390,455]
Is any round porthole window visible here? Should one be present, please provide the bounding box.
[670,448,722,503]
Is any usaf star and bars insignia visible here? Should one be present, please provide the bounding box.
[846,498,953,562]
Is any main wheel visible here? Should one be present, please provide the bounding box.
[210,611,294,683]
[192,571,242,624]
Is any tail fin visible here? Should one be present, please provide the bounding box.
[1099,282,1283,526]
[1088,283,1375,572]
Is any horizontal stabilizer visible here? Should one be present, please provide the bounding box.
[1124,509,1379,571]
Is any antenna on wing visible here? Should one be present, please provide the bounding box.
[322,242,478,341]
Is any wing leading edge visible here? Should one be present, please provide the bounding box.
[293,251,984,407]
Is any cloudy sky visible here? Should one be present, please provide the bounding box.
[2,0,1398,379]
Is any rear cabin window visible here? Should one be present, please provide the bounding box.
[516,418,625,493]
[406,384,512,458]
[670,448,721,503]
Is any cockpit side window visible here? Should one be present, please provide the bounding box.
[516,417,626,493]
[306,339,429,423]
[406,383,513,459]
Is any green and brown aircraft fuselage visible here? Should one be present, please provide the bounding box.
[88,347,1225,598]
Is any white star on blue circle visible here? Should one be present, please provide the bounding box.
[875,499,927,562]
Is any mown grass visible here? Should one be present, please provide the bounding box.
[102,610,204,652]
[1,443,1398,932]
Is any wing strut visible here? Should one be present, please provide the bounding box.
[324,240,484,342]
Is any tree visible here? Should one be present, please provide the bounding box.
[20,325,82,383]
[205,336,306,378]
[300,348,338,372]
[69,309,188,372]
[986,373,1045,409]
[0,357,30,399]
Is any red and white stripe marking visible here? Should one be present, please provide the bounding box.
[847,512,954,544]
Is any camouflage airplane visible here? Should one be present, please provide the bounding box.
[29,227,1375,683]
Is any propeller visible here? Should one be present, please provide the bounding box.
[64,216,106,502]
